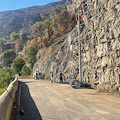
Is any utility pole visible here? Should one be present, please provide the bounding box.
[78,7,82,83]
[38,37,42,73]
[38,37,42,79]
[68,0,82,83]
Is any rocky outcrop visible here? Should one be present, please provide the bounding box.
[33,33,71,79]
[33,0,120,91]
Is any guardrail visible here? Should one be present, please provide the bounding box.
[0,78,18,120]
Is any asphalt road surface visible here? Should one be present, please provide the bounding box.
[19,79,120,120]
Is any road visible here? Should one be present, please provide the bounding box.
[19,79,120,120]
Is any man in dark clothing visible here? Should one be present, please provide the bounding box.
[59,71,63,83]
[51,72,54,83]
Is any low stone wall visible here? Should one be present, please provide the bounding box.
[0,78,18,120]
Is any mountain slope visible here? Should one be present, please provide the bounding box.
[0,0,67,39]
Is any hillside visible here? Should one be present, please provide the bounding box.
[33,0,120,91]
[0,0,67,39]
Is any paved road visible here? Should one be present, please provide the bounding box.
[19,79,120,120]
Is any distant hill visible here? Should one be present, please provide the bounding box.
[0,0,67,39]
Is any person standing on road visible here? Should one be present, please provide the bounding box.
[33,71,36,80]
[51,72,54,83]
[59,71,64,83]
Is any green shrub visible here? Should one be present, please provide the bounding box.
[26,44,37,69]
[20,65,31,76]
[103,81,107,84]
[115,86,119,91]
[12,57,25,75]
[0,67,14,88]
[73,55,77,61]
[2,49,16,67]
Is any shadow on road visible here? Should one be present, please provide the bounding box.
[20,82,42,120]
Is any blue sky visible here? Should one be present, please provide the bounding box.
[0,0,60,12]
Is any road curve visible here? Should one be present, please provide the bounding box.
[19,79,120,120]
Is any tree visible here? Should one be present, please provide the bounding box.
[27,39,37,46]
[57,10,71,32]
[2,49,16,67]
[10,32,20,41]
[32,22,45,39]
[40,13,49,20]
[15,40,23,53]
[22,46,27,62]
[0,67,14,88]
[26,44,37,69]
[0,38,6,52]
[50,6,64,22]
[50,6,76,34]
[12,57,25,75]
[42,20,54,41]
[20,65,31,76]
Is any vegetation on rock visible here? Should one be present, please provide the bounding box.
[2,49,16,67]
[10,32,20,41]
[0,67,14,95]
[12,57,25,75]
[20,65,31,76]
[0,38,6,52]
[26,44,38,69]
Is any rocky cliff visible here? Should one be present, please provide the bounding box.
[33,0,120,90]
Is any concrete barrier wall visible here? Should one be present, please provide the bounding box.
[0,78,18,120]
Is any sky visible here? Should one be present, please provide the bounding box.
[0,0,60,12]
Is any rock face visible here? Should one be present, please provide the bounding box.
[33,0,120,90]
[33,33,71,79]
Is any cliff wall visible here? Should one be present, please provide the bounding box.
[33,0,120,90]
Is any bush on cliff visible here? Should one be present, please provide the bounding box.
[2,49,16,67]
[20,65,31,76]
[12,57,25,75]
[26,44,37,69]
[0,67,14,88]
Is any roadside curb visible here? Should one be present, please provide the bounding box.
[0,78,18,120]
